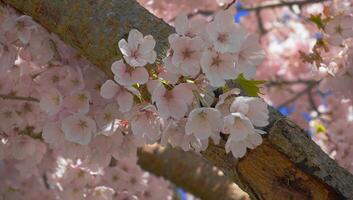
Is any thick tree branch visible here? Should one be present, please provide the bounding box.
[3,0,353,199]
[138,145,249,200]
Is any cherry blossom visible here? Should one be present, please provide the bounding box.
[326,15,353,46]
[118,29,156,67]
[225,130,263,158]
[170,36,203,77]
[0,42,17,71]
[100,80,137,113]
[64,90,91,114]
[235,34,265,79]
[206,10,246,53]
[173,13,206,38]
[200,49,237,87]
[1,15,36,44]
[152,83,194,119]
[61,114,97,145]
[129,105,162,143]
[185,107,223,140]
[39,87,63,115]
[111,59,149,86]
[230,96,269,127]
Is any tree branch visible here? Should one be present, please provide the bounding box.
[138,145,249,200]
[3,0,353,199]
[240,0,329,11]
[0,94,40,102]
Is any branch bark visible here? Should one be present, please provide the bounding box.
[138,145,249,200]
[3,0,353,199]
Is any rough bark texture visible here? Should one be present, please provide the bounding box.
[3,0,353,199]
[138,145,249,200]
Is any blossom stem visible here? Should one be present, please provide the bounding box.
[0,94,40,102]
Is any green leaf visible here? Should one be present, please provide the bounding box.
[309,14,325,30]
[233,74,266,97]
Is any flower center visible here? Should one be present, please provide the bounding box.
[217,33,228,43]
[211,55,222,67]
[131,50,140,59]
[182,48,194,59]
[164,91,174,101]
[77,120,88,129]
[77,93,88,102]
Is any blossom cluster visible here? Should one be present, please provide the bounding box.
[101,9,268,158]
[0,6,173,199]
[0,3,269,199]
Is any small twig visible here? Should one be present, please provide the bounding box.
[240,0,329,11]
[266,79,318,88]
[225,0,237,10]
[0,94,40,102]
[275,80,319,108]
[255,10,266,34]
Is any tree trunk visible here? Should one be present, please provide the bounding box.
[2,0,353,199]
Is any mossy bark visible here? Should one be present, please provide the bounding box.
[2,0,353,199]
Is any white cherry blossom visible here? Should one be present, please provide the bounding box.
[235,34,265,79]
[118,29,156,67]
[185,107,223,140]
[61,114,97,145]
[230,96,269,127]
[215,88,241,116]
[223,112,255,141]
[225,131,263,158]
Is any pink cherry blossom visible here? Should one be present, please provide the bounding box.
[206,10,246,53]
[130,105,162,143]
[61,114,97,145]
[9,135,36,160]
[87,186,115,200]
[42,122,66,149]
[64,90,91,114]
[152,83,194,119]
[111,59,149,86]
[173,13,206,38]
[1,15,36,44]
[200,49,237,87]
[0,42,17,71]
[100,80,137,113]
[170,36,203,77]
[118,29,156,67]
[326,15,353,46]
[94,103,122,136]
[39,87,63,115]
